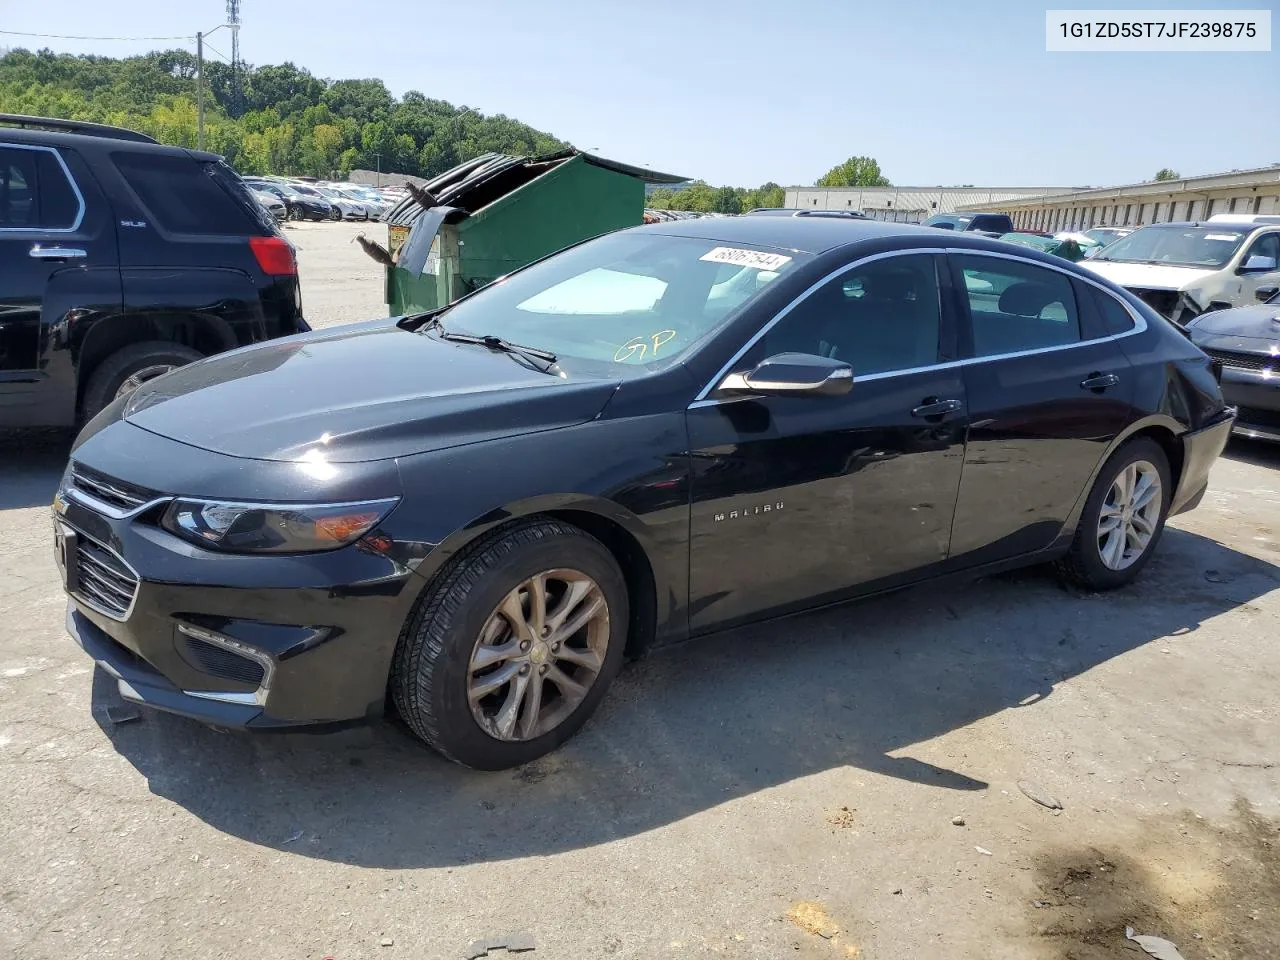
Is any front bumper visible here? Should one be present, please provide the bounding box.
[1219,368,1280,443]
[1170,406,1236,516]
[56,425,422,730]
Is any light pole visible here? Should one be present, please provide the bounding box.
[196,23,230,151]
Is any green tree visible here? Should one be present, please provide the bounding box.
[1154,168,1180,181]
[0,46,568,179]
[816,156,890,187]
[710,186,742,214]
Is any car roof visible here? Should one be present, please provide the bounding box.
[0,123,220,162]
[631,216,956,254]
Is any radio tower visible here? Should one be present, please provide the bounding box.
[226,0,243,117]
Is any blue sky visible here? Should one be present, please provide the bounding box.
[3,0,1277,187]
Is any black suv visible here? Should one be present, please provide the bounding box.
[0,114,308,427]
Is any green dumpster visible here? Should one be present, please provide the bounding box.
[378,150,687,315]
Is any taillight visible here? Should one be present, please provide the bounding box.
[249,236,297,276]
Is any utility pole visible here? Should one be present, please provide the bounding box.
[227,0,242,118]
[196,32,205,151]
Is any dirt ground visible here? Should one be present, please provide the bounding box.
[1,221,1278,960]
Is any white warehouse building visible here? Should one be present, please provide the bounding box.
[783,185,1074,222]
[960,164,1280,232]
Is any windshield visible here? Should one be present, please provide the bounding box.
[291,184,320,196]
[436,232,808,369]
[1094,225,1247,267]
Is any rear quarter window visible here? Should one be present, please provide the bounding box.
[112,151,260,236]
[1087,285,1137,336]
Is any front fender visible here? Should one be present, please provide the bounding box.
[391,413,692,644]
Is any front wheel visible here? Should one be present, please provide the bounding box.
[80,341,203,421]
[1057,437,1171,590]
[391,518,629,769]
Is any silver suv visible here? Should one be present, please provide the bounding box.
[1081,214,1280,325]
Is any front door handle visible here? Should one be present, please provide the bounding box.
[29,246,87,260]
[1080,372,1120,391]
[911,398,963,419]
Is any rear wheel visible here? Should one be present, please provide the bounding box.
[391,518,628,769]
[81,341,202,421]
[1057,437,1171,590]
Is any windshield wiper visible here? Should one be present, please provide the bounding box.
[438,329,558,371]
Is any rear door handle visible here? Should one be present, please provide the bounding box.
[911,398,963,418]
[1080,372,1120,391]
[29,246,87,260]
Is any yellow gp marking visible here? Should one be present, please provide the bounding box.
[651,329,677,353]
[613,330,677,363]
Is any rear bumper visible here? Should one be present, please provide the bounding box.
[1170,407,1236,516]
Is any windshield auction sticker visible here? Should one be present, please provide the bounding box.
[1046,10,1271,51]
[700,247,793,271]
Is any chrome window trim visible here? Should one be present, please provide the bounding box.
[690,246,1147,406]
[0,142,87,233]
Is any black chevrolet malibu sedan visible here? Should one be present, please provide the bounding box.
[54,216,1235,769]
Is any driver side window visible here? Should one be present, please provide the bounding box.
[1244,233,1280,267]
[757,254,942,376]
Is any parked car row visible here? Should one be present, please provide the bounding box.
[241,175,398,222]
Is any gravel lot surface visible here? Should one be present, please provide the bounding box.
[2,222,1278,960]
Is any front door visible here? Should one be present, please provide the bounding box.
[1235,230,1280,305]
[945,252,1135,565]
[686,252,968,633]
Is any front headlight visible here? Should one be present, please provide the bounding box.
[161,497,399,553]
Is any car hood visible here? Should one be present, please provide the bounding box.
[123,320,620,463]
[1189,303,1280,348]
[1080,260,1217,291]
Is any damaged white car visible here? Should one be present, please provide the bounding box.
[1082,214,1280,325]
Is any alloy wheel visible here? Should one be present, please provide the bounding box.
[467,568,610,742]
[115,364,177,399]
[1097,459,1163,570]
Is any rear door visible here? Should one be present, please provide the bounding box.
[0,143,120,426]
[946,251,1135,565]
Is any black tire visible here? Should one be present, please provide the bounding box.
[81,341,202,421]
[391,518,629,769]
[287,205,302,221]
[1057,437,1172,590]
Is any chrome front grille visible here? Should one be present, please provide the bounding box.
[70,464,157,513]
[72,537,140,621]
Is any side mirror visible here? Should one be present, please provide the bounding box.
[1257,284,1280,302]
[1241,254,1278,273]
[718,352,853,398]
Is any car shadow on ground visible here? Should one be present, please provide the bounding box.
[90,526,1279,869]
[0,430,74,510]
[1222,435,1280,469]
